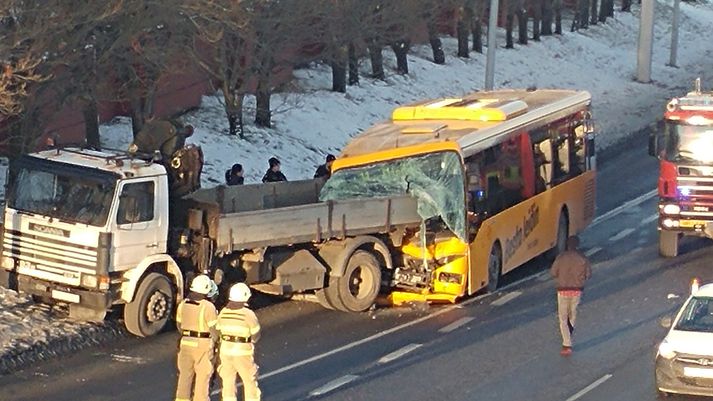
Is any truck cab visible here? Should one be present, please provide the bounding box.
[0,147,184,337]
[650,78,713,257]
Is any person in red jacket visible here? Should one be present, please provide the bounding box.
[550,235,592,356]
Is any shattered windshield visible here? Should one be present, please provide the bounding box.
[320,151,466,241]
[8,156,117,227]
[664,123,713,165]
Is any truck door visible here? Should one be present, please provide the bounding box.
[112,178,167,272]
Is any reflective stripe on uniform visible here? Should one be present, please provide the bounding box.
[198,303,206,333]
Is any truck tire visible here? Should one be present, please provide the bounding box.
[546,211,569,261]
[124,273,175,337]
[486,242,502,293]
[659,231,679,258]
[333,251,382,312]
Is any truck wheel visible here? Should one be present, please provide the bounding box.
[314,288,336,310]
[334,251,382,312]
[486,242,502,293]
[124,273,175,337]
[546,211,569,261]
[659,231,679,258]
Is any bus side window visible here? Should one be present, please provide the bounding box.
[572,123,586,175]
[552,128,571,183]
[533,136,553,193]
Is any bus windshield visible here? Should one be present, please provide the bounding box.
[7,156,117,227]
[663,123,713,165]
[320,151,466,241]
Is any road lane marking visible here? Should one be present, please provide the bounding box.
[438,317,475,333]
[591,189,657,228]
[609,228,636,242]
[491,291,522,306]
[378,343,423,364]
[565,374,613,401]
[584,247,602,257]
[309,375,359,397]
[641,214,658,225]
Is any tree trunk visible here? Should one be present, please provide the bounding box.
[621,0,631,12]
[506,11,515,48]
[428,20,446,64]
[580,0,590,29]
[598,0,608,22]
[554,0,563,34]
[542,0,553,35]
[331,45,347,93]
[255,75,271,128]
[348,42,359,86]
[222,85,245,138]
[82,97,100,147]
[517,1,528,45]
[457,7,471,58]
[391,40,410,75]
[532,0,543,40]
[472,1,484,53]
[590,0,598,25]
[606,0,614,17]
[368,41,385,80]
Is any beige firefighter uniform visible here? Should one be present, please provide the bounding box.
[216,307,262,401]
[174,298,218,401]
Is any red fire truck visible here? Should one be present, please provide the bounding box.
[650,78,713,257]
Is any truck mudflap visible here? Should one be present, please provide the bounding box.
[15,274,113,310]
[0,268,18,291]
[384,291,459,306]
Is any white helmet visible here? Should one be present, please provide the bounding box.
[229,283,252,303]
[190,274,213,295]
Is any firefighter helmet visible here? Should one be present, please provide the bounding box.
[229,283,252,302]
[190,274,213,295]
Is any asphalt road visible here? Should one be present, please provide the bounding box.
[3,137,710,401]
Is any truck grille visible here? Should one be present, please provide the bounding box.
[2,229,97,286]
[677,167,713,220]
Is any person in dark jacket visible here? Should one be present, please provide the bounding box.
[314,154,336,179]
[225,163,245,186]
[550,235,592,356]
[262,157,287,183]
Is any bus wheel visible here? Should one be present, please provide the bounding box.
[487,242,502,293]
[334,251,382,312]
[546,211,569,261]
[124,273,175,337]
[659,231,679,258]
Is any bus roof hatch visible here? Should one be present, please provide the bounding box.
[392,98,528,122]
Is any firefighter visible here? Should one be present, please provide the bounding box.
[175,274,219,401]
[216,283,262,401]
[262,157,287,183]
[314,154,336,179]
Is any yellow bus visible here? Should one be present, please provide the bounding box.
[320,89,597,305]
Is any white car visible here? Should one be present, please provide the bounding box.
[656,280,713,397]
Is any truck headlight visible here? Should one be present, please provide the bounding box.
[658,341,677,359]
[1,256,15,270]
[662,204,681,215]
[81,274,98,288]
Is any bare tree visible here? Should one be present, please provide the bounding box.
[472,0,484,53]
[0,56,44,119]
[315,0,364,93]
[541,0,554,35]
[516,0,528,45]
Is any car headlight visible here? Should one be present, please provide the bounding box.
[662,204,681,215]
[658,340,677,359]
[81,274,98,288]
[1,256,15,270]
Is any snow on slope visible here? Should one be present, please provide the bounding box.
[2,0,713,366]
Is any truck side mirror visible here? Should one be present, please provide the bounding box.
[660,315,673,329]
[648,131,658,158]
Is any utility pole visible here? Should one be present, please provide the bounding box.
[668,0,680,67]
[484,0,499,90]
[636,0,655,82]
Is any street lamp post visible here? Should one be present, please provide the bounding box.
[636,0,655,82]
[669,0,680,67]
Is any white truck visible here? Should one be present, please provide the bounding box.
[0,139,423,337]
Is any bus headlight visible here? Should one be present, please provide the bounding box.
[1,256,15,270]
[662,204,681,215]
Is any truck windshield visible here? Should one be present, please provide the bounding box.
[675,296,713,333]
[663,123,713,165]
[319,151,466,241]
[7,156,117,227]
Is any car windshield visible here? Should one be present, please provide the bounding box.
[675,296,713,333]
[319,151,466,241]
[663,123,713,165]
[7,156,117,227]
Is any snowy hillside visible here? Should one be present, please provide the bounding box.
[2,0,713,369]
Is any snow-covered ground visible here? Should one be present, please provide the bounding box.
[1,0,713,370]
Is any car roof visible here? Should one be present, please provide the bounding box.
[696,283,713,297]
